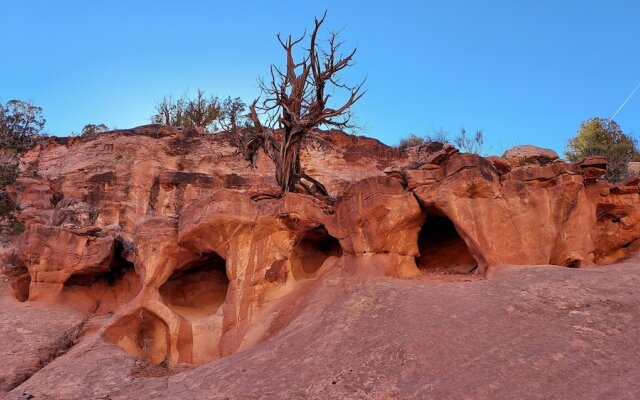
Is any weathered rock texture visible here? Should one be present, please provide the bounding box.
[5,257,640,399]
[2,125,640,398]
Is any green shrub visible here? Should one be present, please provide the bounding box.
[78,123,109,136]
[0,99,45,235]
[565,118,640,183]
[151,89,221,132]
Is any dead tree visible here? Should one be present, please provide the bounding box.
[247,12,365,199]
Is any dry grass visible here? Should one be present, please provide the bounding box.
[130,359,194,378]
[418,266,485,283]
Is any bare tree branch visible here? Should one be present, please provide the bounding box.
[244,12,365,200]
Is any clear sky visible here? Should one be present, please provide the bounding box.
[2,1,639,156]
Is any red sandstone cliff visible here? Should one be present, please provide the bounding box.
[1,125,640,398]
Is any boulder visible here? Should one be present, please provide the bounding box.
[503,145,559,166]
[628,161,640,175]
[51,198,99,228]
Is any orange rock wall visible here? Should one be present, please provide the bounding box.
[3,126,640,366]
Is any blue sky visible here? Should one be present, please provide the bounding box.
[1,1,639,156]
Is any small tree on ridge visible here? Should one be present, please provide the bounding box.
[565,118,639,182]
[151,89,221,132]
[0,99,45,235]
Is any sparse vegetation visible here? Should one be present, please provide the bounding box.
[0,99,45,235]
[140,336,152,363]
[398,127,485,154]
[218,97,249,133]
[0,161,22,235]
[454,127,484,155]
[52,324,82,358]
[398,134,426,149]
[424,128,450,144]
[130,358,192,378]
[565,118,640,182]
[77,123,109,136]
[0,162,19,188]
[151,89,221,132]
[0,100,43,153]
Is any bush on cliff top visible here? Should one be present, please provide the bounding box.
[398,133,426,149]
[398,127,485,155]
[151,89,221,131]
[150,90,249,134]
[565,118,640,183]
[0,100,43,153]
[76,123,109,136]
[0,99,44,235]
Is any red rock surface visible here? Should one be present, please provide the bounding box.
[1,125,640,399]
[0,283,85,397]
[4,256,640,399]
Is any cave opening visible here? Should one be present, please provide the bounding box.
[8,264,30,302]
[416,213,477,274]
[62,238,140,313]
[135,310,170,364]
[105,309,171,365]
[159,252,229,318]
[64,246,135,287]
[290,226,342,280]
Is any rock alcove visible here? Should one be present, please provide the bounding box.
[61,239,141,313]
[417,213,478,274]
[159,252,229,319]
[290,226,342,280]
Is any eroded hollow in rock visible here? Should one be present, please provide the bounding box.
[6,264,31,302]
[290,226,342,280]
[159,252,229,319]
[62,239,141,313]
[417,213,477,274]
[106,309,170,365]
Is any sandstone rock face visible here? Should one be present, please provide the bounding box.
[412,153,594,271]
[16,223,139,314]
[6,258,640,399]
[0,296,85,395]
[577,155,608,184]
[3,124,640,376]
[18,226,114,298]
[332,176,424,278]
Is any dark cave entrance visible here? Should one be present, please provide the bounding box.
[62,238,141,313]
[8,264,30,302]
[64,239,136,287]
[290,226,342,280]
[159,252,229,317]
[416,213,477,274]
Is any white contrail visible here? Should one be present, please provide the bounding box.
[610,81,640,122]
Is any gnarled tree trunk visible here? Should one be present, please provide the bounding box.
[246,12,364,201]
